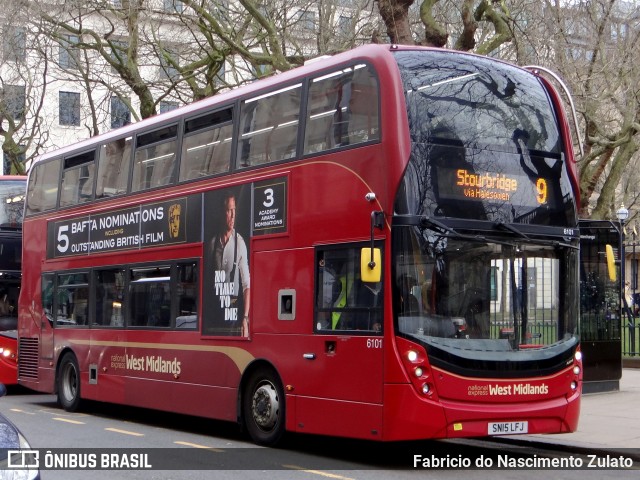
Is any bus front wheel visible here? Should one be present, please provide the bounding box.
[57,353,81,412]
[242,367,285,446]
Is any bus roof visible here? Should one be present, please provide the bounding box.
[0,175,26,181]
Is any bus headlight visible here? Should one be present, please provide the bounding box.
[415,367,423,377]
[407,350,418,362]
[573,366,580,375]
[575,351,582,362]
[422,383,431,395]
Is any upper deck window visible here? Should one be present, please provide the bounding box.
[392,50,574,225]
[96,136,132,198]
[237,83,302,168]
[132,125,178,192]
[304,64,380,155]
[26,159,61,215]
[0,179,25,227]
[180,108,233,181]
[394,50,560,155]
[60,150,96,207]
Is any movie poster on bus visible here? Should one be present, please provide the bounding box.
[202,185,252,337]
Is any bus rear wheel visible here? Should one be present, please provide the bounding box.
[57,353,81,412]
[242,367,285,446]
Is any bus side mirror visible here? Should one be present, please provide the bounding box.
[361,247,381,283]
[605,244,617,282]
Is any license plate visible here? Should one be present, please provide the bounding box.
[488,421,528,435]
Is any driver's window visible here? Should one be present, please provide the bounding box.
[315,246,382,333]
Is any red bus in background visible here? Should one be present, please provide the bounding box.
[18,45,582,446]
[0,176,26,385]
[0,332,19,385]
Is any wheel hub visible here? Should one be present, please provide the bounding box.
[252,383,279,430]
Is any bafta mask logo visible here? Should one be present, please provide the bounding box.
[168,203,182,239]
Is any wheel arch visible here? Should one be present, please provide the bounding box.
[54,347,78,395]
[236,358,284,429]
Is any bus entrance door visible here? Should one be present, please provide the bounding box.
[292,245,385,437]
[295,333,384,439]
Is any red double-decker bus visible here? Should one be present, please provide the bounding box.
[18,44,582,445]
[0,175,26,385]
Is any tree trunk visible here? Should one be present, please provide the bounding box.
[377,0,416,45]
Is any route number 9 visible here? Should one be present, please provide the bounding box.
[536,178,547,205]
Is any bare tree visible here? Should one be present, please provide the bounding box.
[18,0,640,222]
[27,1,162,120]
[26,0,377,122]
[529,0,640,220]
[375,0,513,53]
[373,0,640,221]
[0,4,51,174]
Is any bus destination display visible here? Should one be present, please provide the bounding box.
[437,167,551,208]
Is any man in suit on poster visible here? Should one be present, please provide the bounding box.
[212,191,250,336]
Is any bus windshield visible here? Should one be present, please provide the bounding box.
[393,50,576,226]
[391,51,579,375]
[393,224,579,362]
[0,179,25,228]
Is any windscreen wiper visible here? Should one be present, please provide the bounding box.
[496,222,530,240]
[494,222,578,250]
[420,216,460,236]
[419,216,518,247]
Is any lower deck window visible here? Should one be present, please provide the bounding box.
[94,269,125,327]
[42,260,198,330]
[130,266,171,328]
[56,273,89,326]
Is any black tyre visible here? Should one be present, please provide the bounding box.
[57,352,82,411]
[242,367,285,446]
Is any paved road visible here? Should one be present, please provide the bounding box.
[1,381,639,479]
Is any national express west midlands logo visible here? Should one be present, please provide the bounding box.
[168,203,182,239]
[467,383,549,397]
